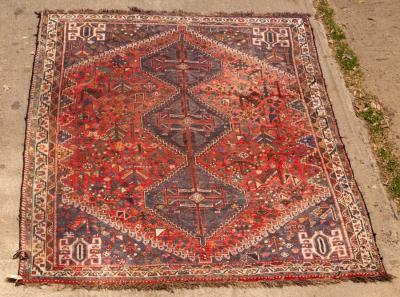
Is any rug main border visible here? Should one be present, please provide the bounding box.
[17,9,389,289]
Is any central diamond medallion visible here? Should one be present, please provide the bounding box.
[141,28,246,245]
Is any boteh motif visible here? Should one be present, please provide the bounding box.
[19,11,386,286]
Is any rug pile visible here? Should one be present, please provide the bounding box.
[18,10,386,287]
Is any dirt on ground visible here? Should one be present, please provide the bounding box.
[0,0,399,296]
[331,0,400,153]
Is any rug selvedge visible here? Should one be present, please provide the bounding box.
[18,10,387,287]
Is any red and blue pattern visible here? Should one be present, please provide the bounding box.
[18,11,386,287]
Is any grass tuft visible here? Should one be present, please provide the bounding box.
[316,0,400,207]
[317,0,359,72]
[359,107,385,136]
[335,43,359,71]
[390,175,400,197]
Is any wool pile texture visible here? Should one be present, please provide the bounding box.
[19,10,387,288]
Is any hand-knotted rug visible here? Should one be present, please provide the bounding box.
[18,9,388,288]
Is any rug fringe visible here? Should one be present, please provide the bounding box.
[36,7,311,19]
[5,274,23,286]
[13,250,29,260]
[17,273,393,290]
